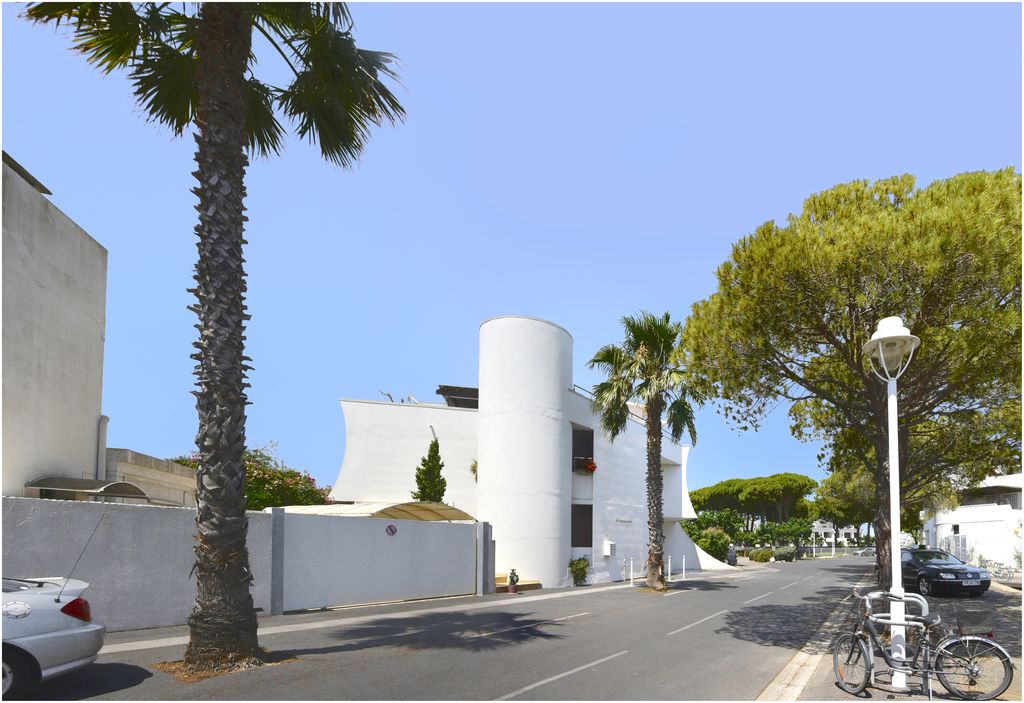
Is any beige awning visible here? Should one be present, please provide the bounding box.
[25,476,150,500]
[280,501,476,522]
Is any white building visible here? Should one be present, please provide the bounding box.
[2,153,196,506]
[331,315,725,589]
[922,473,1022,567]
[811,520,858,546]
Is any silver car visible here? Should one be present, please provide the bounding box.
[2,577,105,695]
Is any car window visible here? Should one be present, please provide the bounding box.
[901,552,913,564]
[913,551,964,565]
[2,578,30,593]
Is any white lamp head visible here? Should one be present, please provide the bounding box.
[862,316,920,380]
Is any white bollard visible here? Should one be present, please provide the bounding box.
[667,555,672,583]
[629,557,634,586]
[682,556,686,580]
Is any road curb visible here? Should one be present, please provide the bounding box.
[756,573,871,701]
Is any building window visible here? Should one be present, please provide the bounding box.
[571,504,593,548]
[571,426,594,473]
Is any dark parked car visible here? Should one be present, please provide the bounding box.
[901,547,990,597]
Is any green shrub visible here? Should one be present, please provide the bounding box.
[568,556,589,586]
[696,527,731,562]
[749,547,773,562]
[775,545,796,562]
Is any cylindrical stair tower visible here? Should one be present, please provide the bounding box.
[477,316,573,589]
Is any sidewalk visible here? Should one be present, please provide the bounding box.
[782,580,1022,701]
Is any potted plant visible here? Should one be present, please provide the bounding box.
[568,556,589,586]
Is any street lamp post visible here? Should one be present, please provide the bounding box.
[863,316,920,691]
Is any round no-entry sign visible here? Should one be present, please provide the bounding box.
[385,524,397,536]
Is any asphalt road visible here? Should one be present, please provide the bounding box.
[16,558,874,700]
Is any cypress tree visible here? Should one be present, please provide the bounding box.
[412,438,446,503]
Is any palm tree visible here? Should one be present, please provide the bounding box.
[24,3,403,672]
[588,311,700,590]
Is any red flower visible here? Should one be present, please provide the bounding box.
[585,461,597,473]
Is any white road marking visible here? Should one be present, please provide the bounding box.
[666,609,728,636]
[468,612,588,638]
[664,588,691,596]
[744,592,773,604]
[800,574,816,581]
[731,576,754,582]
[779,581,799,590]
[494,650,629,700]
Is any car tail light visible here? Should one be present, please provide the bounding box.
[60,597,91,622]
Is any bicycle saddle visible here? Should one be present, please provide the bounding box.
[906,612,941,627]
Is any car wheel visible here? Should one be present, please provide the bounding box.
[917,575,932,596]
[2,649,31,696]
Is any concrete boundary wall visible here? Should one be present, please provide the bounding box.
[2,497,489,632]
[281,513,478,611]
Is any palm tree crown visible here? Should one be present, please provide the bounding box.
[588,311,699,446]
[25,2,404,165]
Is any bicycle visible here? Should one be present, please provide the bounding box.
[833,588,1014,700]
[990,564,1017,582]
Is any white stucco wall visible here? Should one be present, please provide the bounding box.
[563,390,712,582]
[281,515,477,611]
[331,400,479,514]
[2,161,107,495]
[1,497,272,631]
[478,316,574,588]
[923,503,1021,566]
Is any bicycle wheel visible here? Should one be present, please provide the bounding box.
[936,637,1013,700]
[833,633,870,694]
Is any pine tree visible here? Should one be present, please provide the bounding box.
[412,439,446,503]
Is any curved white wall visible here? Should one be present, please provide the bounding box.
[477,316,573,588]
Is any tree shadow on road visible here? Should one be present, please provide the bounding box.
[663,581,739,593]
[714,584,858,655]
[8,663,153,700]
[271,609,567,658]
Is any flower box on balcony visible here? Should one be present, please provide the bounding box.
[572,457,597,474]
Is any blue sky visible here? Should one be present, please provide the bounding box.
[3,2,1021,493]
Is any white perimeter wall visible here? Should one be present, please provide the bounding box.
[2,162,108,495]
[331,400,479,515]
[2,497,480,631]
[282,515,477,611]
[1,497,272,631]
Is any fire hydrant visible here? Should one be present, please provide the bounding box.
[508,569,520,594]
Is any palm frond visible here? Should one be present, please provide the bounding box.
[666,394,699,446]
[244,78,285,157]
[130,41,198,135]
[277,15,404,167]
[591,378,633,439]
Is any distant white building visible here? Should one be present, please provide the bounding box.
[331,315,727,589]
[811,520,858,546]
[922,473,1022,567]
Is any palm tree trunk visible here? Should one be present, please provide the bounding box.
[645,398,666,590]
[183,2,261,672]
